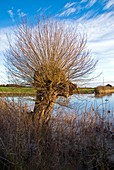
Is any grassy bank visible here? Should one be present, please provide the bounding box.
[0,99,114,169]
[78,87,95,94]
[0,87,36,96]
[0,87,95,96]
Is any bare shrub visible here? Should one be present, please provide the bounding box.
[95,86,113,94]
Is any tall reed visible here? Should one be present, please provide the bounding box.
[0,98,114,170]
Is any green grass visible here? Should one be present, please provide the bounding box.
[76,87,95,94]
[0,86,95,96]
[0,87,36,95]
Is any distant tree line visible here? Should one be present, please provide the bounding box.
[0,84,31,87]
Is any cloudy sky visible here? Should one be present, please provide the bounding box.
[0,0,114,86]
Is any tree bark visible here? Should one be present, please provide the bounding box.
[33,89,57,125]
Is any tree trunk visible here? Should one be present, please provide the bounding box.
[33,89,57,126]
[32,81,77,126]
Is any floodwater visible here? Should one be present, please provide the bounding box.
[1,93,114,114]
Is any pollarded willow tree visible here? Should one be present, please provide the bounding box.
[5,18,97,124]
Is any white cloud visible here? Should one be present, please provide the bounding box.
[0,27,14,84]
[57,2,77,17]
[81,13,114,41]
[17,9,27,18]
[75,11,114,83]
[8,9,13,18]
[64,2,76,9]
[0,28,11,52]
[104,0,114,9]
[86,0,97,8]
[81,0,87,3]
[8,8,27,21]
[8,9,15,22]
[58,7,76,17]
[0,54,8,84]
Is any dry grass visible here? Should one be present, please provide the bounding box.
[0,99,114,170]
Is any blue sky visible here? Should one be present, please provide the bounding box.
[0,0,114,86]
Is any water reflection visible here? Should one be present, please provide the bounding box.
[0,93,114,115]
[0,96,35,111]
[55,93,114,117]
[95,93,112,98]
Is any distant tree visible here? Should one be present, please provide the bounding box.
[6,84,24,87]
[106,84,112,87]
[5,18,97,124]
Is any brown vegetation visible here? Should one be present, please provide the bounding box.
[0,99,114,170]
[95,86,114,94]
